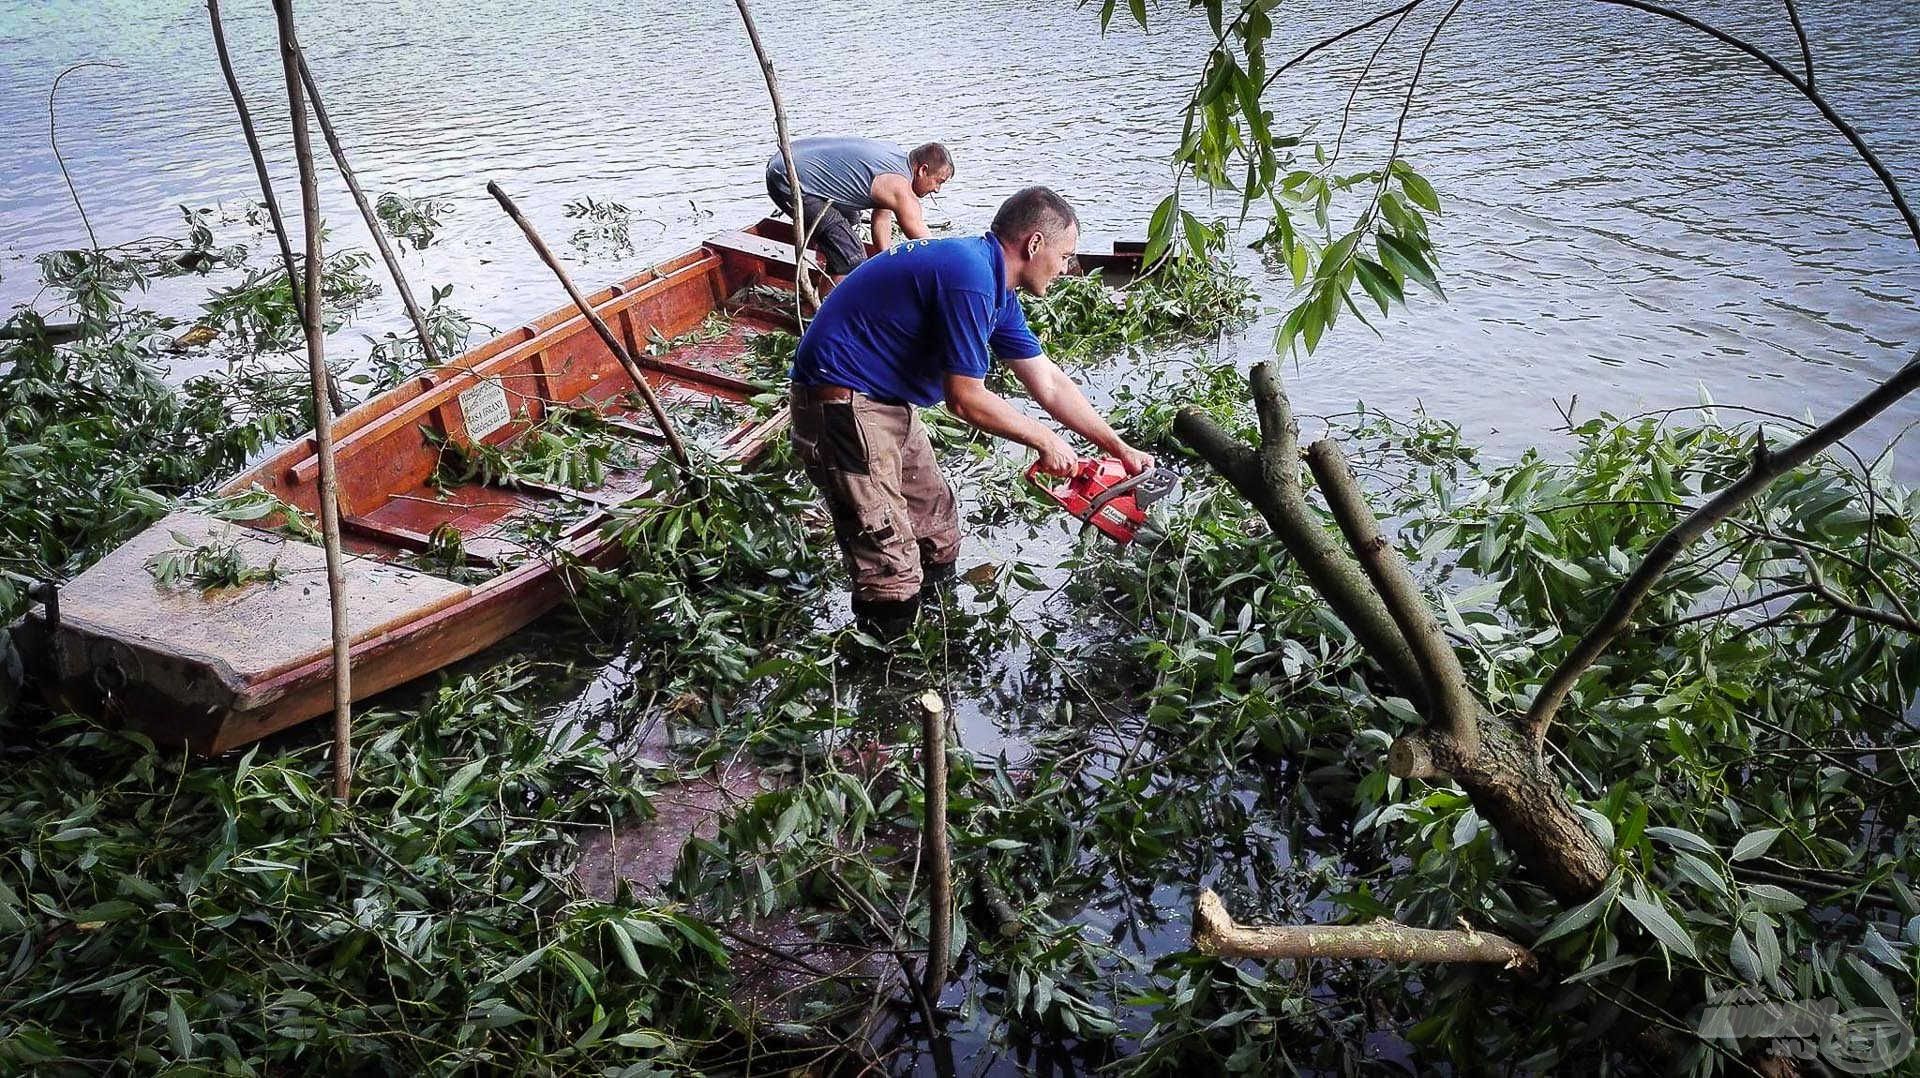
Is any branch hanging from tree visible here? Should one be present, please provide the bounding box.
[1523,349,1920,752]
[1192,890,1537,971]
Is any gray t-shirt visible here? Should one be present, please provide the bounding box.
[765,136,908,212]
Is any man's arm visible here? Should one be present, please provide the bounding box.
[1004,355,1154,474]
[943,373,1079,476]
[870,174,929,240]
[871,207,894,249]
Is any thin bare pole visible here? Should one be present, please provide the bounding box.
[485,181,690,469]
[296,51,444,369]
[206,0,346,415]
[272,0,354,800]
[919,690,952,1000]
[731,0,821,313]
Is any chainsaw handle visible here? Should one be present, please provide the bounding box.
[1024,458,1094,485]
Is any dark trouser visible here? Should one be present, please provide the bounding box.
[765,175,869,276]
[789,385,961,603]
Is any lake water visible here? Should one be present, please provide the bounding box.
[3,0,1918,1070]
[4,0,1917,476]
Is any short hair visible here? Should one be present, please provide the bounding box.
[990,186,1078,243]
[909,142,952,175]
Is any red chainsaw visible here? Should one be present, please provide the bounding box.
[1026,457,1178,544]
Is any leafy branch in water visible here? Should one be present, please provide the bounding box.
[361,282,482,391]
[1021,218,1256,366]
[373,190,452,250]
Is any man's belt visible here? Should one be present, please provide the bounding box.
[792,383,856,402]
[791,383,908,407]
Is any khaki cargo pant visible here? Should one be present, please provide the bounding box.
[790,388,960,603]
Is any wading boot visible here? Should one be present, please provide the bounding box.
[851,595,920,641]
[918,559,957,601]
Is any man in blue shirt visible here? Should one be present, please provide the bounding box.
[789,186,1154,634]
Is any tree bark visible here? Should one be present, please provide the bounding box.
[1193,889,1537,971]
[272,0,353,801]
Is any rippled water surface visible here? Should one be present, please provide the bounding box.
[4,0,1917,473]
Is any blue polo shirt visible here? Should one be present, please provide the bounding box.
[791,234,1044,406]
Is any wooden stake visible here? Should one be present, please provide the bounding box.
[272,0,354,801]
[485,182,690,469]
[731,0,821,313]
[296,50,444,370]
[206,0,346,416]
[919,690,952,1000]
[1192,890,1537,971]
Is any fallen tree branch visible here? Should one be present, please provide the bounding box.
[1524,349,1920,754]
[1192,890,1536,972]
[1173,363,1427,701]
[1307,437,1479,757]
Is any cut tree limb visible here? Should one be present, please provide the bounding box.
[1192,890,1537,972]
[919,690,952,1000]
[1173,363,1426,703]
[1307,437,1480,757]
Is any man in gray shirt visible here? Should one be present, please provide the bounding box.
[764,137,952,274]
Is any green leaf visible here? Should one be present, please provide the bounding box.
[1728,929,1761,983]
[1376,233,1444,299]
[1353,257,1402,316]
[1729,828,1782,863]
[1619,891,1697,960]
[1645,826,1716,858]
[1143,193,1179,267]
[1744,884,1806,913]
[1398,169,1441,214]
[1536,872,1621,945]
[608,920,645,977]
[1181,211,1211,259]
[1128,0,1148,30]
[167,993,192,1059]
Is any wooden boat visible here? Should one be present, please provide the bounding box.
[15,220,1146,753]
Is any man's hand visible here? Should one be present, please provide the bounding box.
[1033,432,1080,477]
[1116,444,1155,476]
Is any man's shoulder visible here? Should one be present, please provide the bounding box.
[884,236,994,284]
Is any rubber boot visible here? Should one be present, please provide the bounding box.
[918,559,957,600]
[851,594,921,641]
